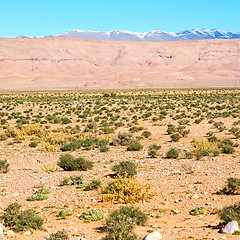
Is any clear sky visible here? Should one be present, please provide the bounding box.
[1,0,240,37]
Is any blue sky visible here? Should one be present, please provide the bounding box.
[1,0,240,37]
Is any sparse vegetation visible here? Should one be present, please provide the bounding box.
[79,209,104,221]
[102,175,154,204]
[104,206,147,240]
[58,153,93,171]
[0,202,43,231]
[112,161,137,177]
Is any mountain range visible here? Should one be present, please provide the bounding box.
[16,29,240,41]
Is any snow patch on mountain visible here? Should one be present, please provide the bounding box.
[16,29,240,42]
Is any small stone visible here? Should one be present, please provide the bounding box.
[92,199,97,203]
[143,231,162,240]
[0,224,5,234]
[220,220,239,234]
[24,230,32,236]
[5,230,14,236]
[192,194,199,199]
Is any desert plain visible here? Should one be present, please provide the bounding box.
[0,89,240,240]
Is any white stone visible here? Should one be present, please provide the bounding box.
[5,230,14,236]
[24,230,32,236]
[143,231,162,240]
[220,220,239,234]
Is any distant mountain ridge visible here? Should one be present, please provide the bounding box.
[16,28,240,41]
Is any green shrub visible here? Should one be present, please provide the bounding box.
[112,161,137,177]
[61,117,72,124]
[166,148,179,159]
[58,154,93,171]
[112,132,133,146]
[49,230,69,240]
[149,144,161,150]
[148,150,158,158]
[100,145,109,152]
[167,124,176,135]
[84,179,101,191]
[127,142,143,151]
[27,194,49,201]
[185,152,193,159]
[34,188,51,195]
[190,207,205,216]
[15,209,43,231]
[221,144,234,154]
[57,210,72,217]
[0,160,9,173]
[0,203,43,231]
[29,141,38,147]
[171,133,181,142]
[141,131,151,138]
[79,209,104,221]
[104,206,147,240]
[216,178,240,195]
[70,174,84,185]
[220,202,240,223]
[60,141,82,151]
[194,118,202,124]
[221,138,234,146]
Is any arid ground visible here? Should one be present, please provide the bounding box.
[0,89,240,239]
[0,38,240,89]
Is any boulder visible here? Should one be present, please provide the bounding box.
[143,231,162,240]
[220,220,239,234]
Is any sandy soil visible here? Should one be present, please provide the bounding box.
[1,113,240,239]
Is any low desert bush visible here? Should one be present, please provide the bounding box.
[0,160,9,173]
[102,175,154,204]
[141,130,151,138]
[127,142,143,151]
[79,209,104,221]
[100,145,109,152]
[0,202,43,231]
[49,230,69,240]
[84,179,101,191]
[148,150,158,158]
[112,161,137,177]
[216,178,240,195]
[58,154,93,171]
[29,141,38,147]
[104,206,147,240]
[191,139,218,157]
[167,124,176,135]
[171,133,181,142]
[166,148,179,159]
[57,210,72,218]
[190,207,206,216]
[60,174,84,186]
[220,202,240,223]
[149,144,161,150]
[112,132,133,146]
[27,188,51,201]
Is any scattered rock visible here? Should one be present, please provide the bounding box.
[24,230,32,236]
[220,220,239,234]
[191,194,199,199]
[5,230,14,236]
[0,224,4,235]
[143,231,163,240]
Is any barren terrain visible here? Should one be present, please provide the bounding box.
[0,89,240,239]
[0,38,240,89]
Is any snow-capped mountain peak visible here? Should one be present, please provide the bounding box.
[16,29,240,42]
